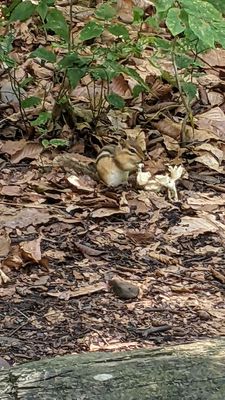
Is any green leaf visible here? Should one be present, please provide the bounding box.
[205,0,225,14]
[58,53,90,69]
[90,67,108,80]
[42,138,69,148]
[31,111,52,126]
[181,0,222,21]
[19,77,34,88]
[67,67,87,89]
[213,21,225,47]
[132,7,144,24]
[181,81,197,101]
[188,15,214,47]
[10,1,36,21]
[107,92,125,109]
[175,54,202,69]
[123,66,149,90]
[103,61,124,79]
[145,16,159,29]
[166,8,186,36]
[30,47,56,63]
[37,0,48,20]
[46,9,69,41]
[80,21,104,41]
[108,24,129,39]
[95,3,116,20]
[154,0,174,12]
[154,37,171,50]
[21,96,42,109]
[132,84,145,98]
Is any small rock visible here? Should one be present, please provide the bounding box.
[197,310,211,320]
[0,357,10,369]
[109,278,139,300]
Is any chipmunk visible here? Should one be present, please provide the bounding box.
[96,139,145,187]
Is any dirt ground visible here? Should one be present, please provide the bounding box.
[1,158,225,367]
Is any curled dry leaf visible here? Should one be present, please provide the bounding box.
[195,107,225,141]
[2,245,23,270]
[11,143,43,164]
[148,251,176,265]
[0,269,10,285]
[211,268,225,284]
[75,242,105,258]
[48,282,107,300]
[111,74,132,99]
[67,174,96,193]
[20,238,42,263]
[167,213,225,238]
[194,145,223,173]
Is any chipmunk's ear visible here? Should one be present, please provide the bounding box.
[120,138,126,147]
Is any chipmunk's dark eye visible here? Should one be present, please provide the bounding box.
[129,148,136,154]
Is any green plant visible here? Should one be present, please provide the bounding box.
[145,0,225,143]
[1,0,225,142]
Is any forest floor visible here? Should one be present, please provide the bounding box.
[1,0,225,366]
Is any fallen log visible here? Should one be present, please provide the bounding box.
[1,338,225,399]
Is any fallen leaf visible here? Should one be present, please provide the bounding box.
[75,242,105,257]
[67,174,96,192]
[0,234,11,258]
[44,308,66,324]
[11,143,43,164]
[167,213,225,238]
[0,186,21,196]
[211,268,225,284]
[20,238,42,263]
[48,282,107,299]
[0,208,51,229]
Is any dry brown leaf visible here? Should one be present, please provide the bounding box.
[187,193,225,210]
[111,74,131,99]
[198,74,222,88]
[195,107,225,140]
[11,143,43,164]
[0,208,51,229]
[0,186,21,196]
[211,268,225,284]
[2,245,23,270]
[75,242,105,257]
[0,268,10,285]
[208,91,224,107]
[0,233,11,258]
[149,251,176,265]
[44,308,66,324]
[167,214,225,238]
[1,139,26,156]
[201,48,225,67]
[194,152,223,173]
[20,238,42,263]
[48,282,107,299]
[67,174,96,192]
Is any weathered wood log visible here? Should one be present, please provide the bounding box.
[1,338,225,399]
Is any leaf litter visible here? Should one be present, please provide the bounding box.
[1,0,225,366]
